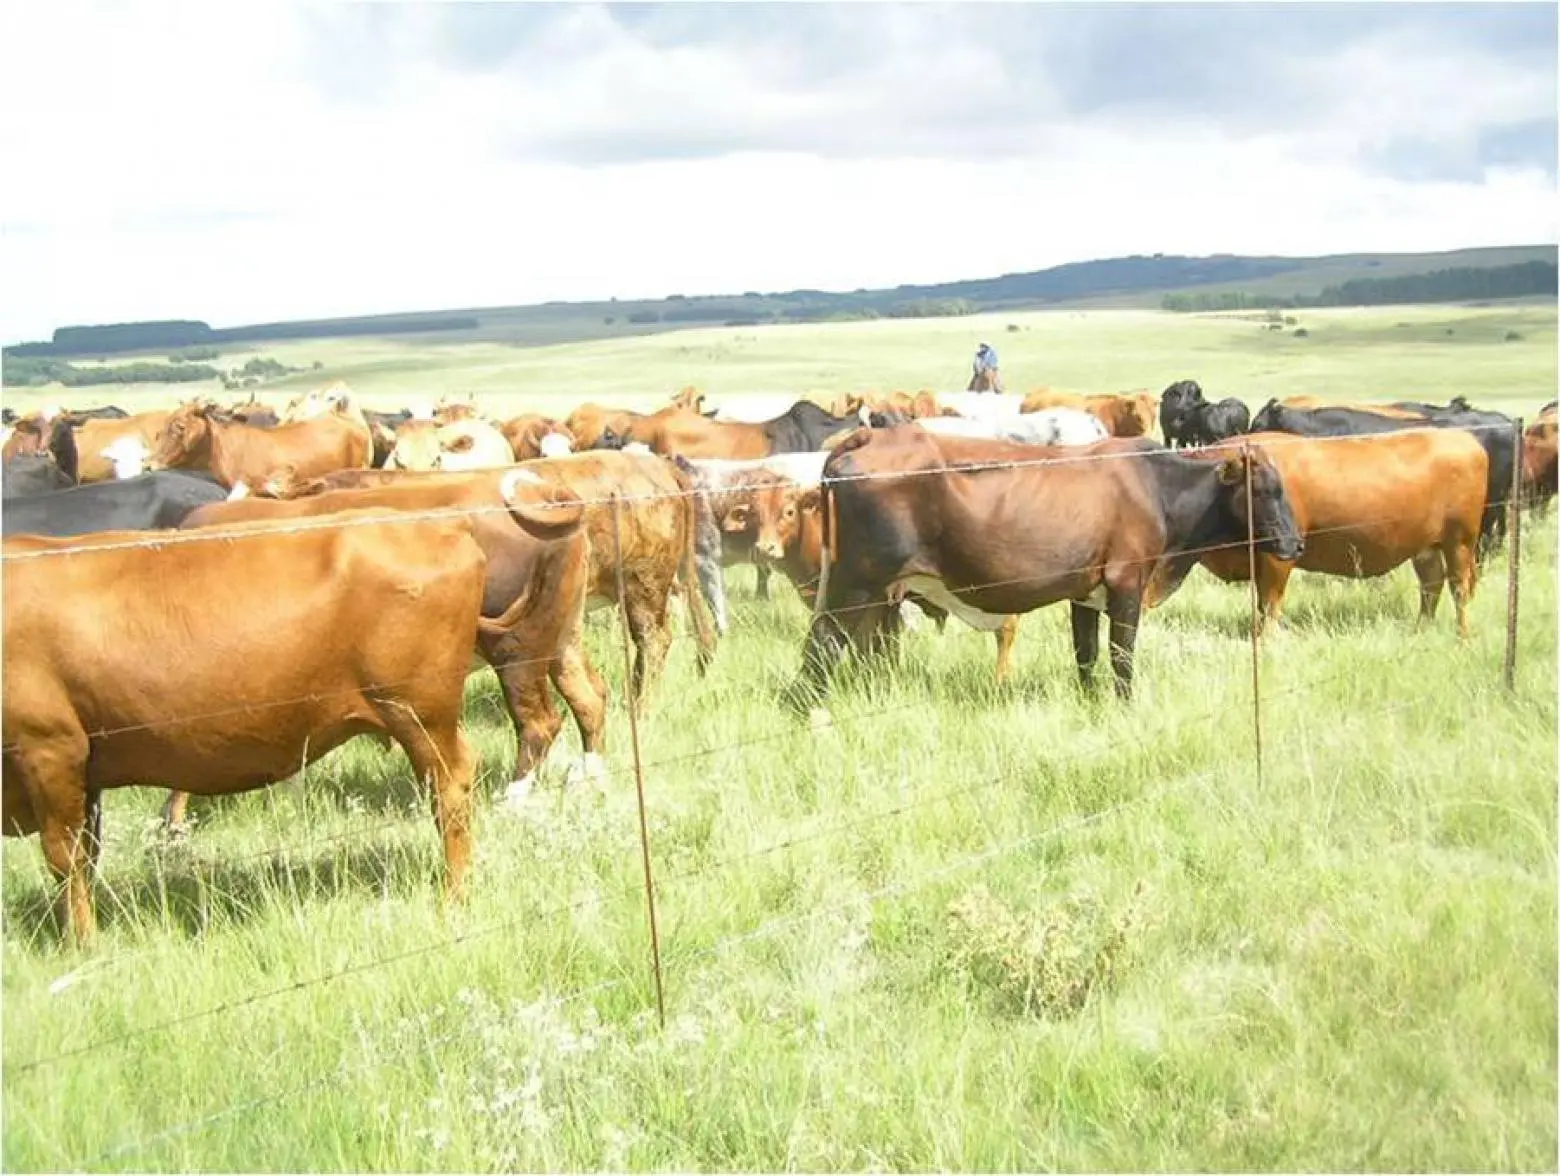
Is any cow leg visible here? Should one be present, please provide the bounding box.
[1442,535,1478,640]
[1257,557,1294,633]
[1412,549,1446,622]
[1070,602,1101,694]
[1107,591,1143,700]
[789,606,853,710]
[994,616,1020,683]
[482,635,565,801]
[624,591,673,707]
[754,562,773,601]
[160,790,191,834]
[551,642,608,785]
[378,711,476,902]
[17,735,95,943]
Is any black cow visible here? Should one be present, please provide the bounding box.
[762,401,861,452]
[1390,397,1471,416]
[1158,380,1207,448]
[2,471,230,538]
[2,455,76,498]
[1183,398,1251,445]
[1249,399,1516,561]
[61,405,129,422]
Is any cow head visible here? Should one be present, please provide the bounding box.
[1248,399,1284,433]
[100,435,151,479]
[1217,448,1303,561]
[147,402,216,470]
[670,385,705,414]
[385,420,443,470]
[740,476,820,565]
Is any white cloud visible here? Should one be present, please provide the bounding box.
[1,3,1554,343]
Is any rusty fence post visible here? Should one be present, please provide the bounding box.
[1242,443,1264,789]
[610,492,666,1028]
[1504,418,1524,693]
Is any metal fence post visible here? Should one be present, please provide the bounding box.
[610,493,666,1028]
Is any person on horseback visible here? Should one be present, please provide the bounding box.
[969,342,1002,392]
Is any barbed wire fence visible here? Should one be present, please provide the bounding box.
[0,416,1544,1167]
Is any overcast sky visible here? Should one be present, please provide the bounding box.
[2,2,1555,343]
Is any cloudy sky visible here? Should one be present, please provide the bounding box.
[2,2,1555,343]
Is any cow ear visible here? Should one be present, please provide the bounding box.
[1216,456,1246,485]
[447,433,475,453]
[721,503,752,532]
[797,487,822,513]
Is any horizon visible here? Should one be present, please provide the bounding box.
[4,3,1556,343]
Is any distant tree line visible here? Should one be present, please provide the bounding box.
[5,313,481,359]
[2,355,220,387]
[1162,261,1557,313]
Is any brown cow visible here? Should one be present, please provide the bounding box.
[1521,411,1557,512]
[73,410,173,483]
[790,428,1303,709]
[1149,430,1489,637]
[148,401,373,489]
[501,415,577,461]
[3,511,489,942]
[171,469,598,825]
[564,403,644,450]
[2,413,78,483]
[275,451,716,704]
[669,386,705,413]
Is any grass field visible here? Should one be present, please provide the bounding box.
[2,303,1557,1171]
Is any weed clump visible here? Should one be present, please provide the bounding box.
[944,881,1146,1017]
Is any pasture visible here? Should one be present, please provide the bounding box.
[3,302,1556,1172]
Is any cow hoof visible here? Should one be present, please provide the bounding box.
[807,706,834,732]
[503,773,537,809]
[563,753,608,790]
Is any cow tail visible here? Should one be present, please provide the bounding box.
[672,458,720,674]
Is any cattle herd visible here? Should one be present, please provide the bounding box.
[2,377,1554,943]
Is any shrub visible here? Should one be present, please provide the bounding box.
[1293,327,1310,338]
[944,881,1147,1018]
[1505,330,1523,342]
[1006,323,1021,332]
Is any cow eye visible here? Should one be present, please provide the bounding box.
[784,506,796,518]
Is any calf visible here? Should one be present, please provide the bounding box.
[678,452,832,628]
[791,428,1302,710]
[3,511,489,942]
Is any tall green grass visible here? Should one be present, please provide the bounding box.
[3,305,1556,1171]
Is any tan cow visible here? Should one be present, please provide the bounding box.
[3,511,490,942]
[73,411,174,483]
[1149,430,1490,637]
[386,418,516,471]
[501,415,576,461]
[148,400,373,489]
